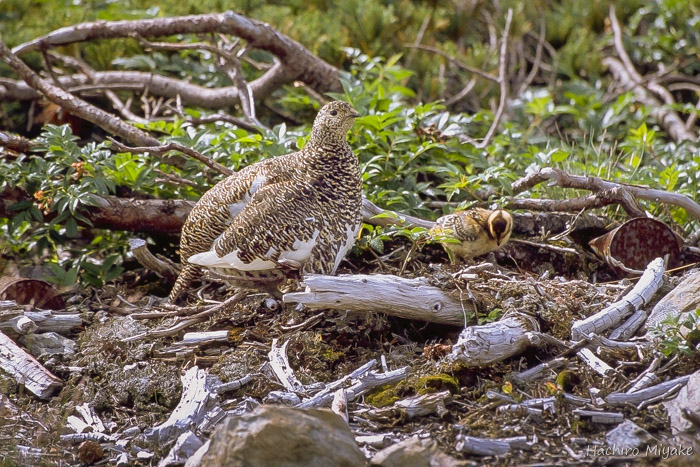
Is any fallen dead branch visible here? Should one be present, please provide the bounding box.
[283,274,468,326]
[510,167,700,221]
[11,11,340,96]
[449,312,540,367]
[0,330,62,399]
[571,257,666,340]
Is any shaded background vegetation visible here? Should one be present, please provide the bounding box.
[0,0,698,288]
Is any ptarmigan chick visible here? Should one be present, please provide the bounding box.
[169,101,362,302]
[430,208,513,263]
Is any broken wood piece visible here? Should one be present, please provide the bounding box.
[298,359,377,408]
[605,375,691,407]
[0,309,81,336]
[129,238,180,281]
[269,338,307,394]
[576,347,614,377]
[510,356,567,384]
[212,374,253,394]
[609,309,647,340]
[588,218,683,276]
[0,329,62,399]
[332,389,349,424]
[449,312,540,367]
[144,366,218,444]
[573,409,624,425]
[0,315,37,337]
[571,257,665,340]
[393,390,451,419]
[454,435,532,456]
[284,274,469,326]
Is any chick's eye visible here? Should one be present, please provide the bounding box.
[330,110,338,116]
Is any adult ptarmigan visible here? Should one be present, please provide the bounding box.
[168,101,362,302]
[429,208,513,263]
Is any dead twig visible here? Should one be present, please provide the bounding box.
[510,167,700,221]
[605,5,696,142]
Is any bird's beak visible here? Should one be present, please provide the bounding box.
[351,111,361,118]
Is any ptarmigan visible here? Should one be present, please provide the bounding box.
[168,101,362,302]
[430,208,513,263]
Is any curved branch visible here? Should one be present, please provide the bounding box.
[0,40,160,147]
[511,167,700,221]
[11,11,340,94]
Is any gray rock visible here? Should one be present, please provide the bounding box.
[645,270,700,333]
[20,331,77,358]
[663,370,700,437]
[201,405,365,467]
[605,420,657,450]
[371,436,466,467]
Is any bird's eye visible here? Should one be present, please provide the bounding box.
[330,110,338,116]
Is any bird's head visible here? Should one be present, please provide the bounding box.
[487,209,513,246]
[310,101,361,145]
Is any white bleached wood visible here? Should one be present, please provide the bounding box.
[449,313,540,367]
[268,338,306,394]
[298,359,376,408]
[510,357,568,384]
[455,435,533,456]
[144,366,218,444]
[576,347,614,377]
[331,389,349,424]
[573,409,624,424]
[604,375,691,407]
[0,330,62,399]
[284,274,469,325]
[571,257,665,340]
[0,316,37,336]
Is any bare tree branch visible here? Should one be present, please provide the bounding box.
[459,8,513,149]
[605,5,696,142]
[0,40,160,147]
[511,167,700,221]
[11,11,340,94]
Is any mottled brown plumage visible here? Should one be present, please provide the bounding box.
[169,101,362,302]
[430,208,513,263]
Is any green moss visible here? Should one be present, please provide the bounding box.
[414,373,459,395]
[366,384,401,408]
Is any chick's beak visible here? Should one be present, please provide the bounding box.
[350,111,361,118]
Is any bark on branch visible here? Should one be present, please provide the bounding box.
[510,167,700,222]
[11,11,340,95]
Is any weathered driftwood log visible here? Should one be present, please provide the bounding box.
[368,390,451,421]
[454,435,533,456]
[144,366,219,444]
[0,330,62,399]
[298,359,376,408]
[284,274,468,326]
[573,409,624,425]
[269,338,307,394]
[571,257,665,340]
[0,315,37,337]
[23,311,82,335]
[604,375,691,407]
[510,356,567,384]
[449,312,540,367]
[0,304,82,336]
[644,269,700,336]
